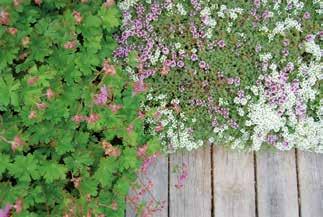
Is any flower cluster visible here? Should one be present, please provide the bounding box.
[116,0,322,152]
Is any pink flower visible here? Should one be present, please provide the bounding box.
[102,60,116,75]
[94,85,108,105]
[11,136,25,152]
[108,103,123,113]
[14,198,23,214]
[86,113,100,123]
[133,80,147,94]
[36,102,47,110]
[175,163,188,189]
[140,154,158,174]
[72,115,85,123]
[64,40,77,49]
[155,123,163,132]
[73,11,82,24]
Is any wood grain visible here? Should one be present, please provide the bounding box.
[169,146,212,217]
[256,150,299,217]
[126,154,168,217]
[213,146,256,217]
[297,150,323,217]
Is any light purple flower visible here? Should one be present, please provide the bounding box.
[217,40,226,48]
[255,44,262,53]
[162,47,169,55]
[94,85,108,105]
[305,34,315,42]
[254,0,260,8]
[267,135,278,145]
[303,12,311,20]
[191,54,198,61]
[282,39,290,47]
[282,48,289,57]
[0,204,12,217]
[177,60,185,68]
[199,61,206,69]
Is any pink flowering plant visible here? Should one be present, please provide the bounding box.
[0,1,161,216]
[116,0,322,152]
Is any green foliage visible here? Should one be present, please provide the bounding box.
[0,1,158,216]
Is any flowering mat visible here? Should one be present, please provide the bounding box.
[0,0,322,217]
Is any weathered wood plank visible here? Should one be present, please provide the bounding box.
[213,146,256,217]
[297,150,323,217]
[256,150,299,217]
[169,146,212,217]
[126,154,168,217]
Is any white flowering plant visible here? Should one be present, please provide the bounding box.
[115,0,322,152]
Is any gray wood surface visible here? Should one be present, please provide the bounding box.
[213,146,256,217]
[297,150,323,217]
[126,147,323,217]
[256,150,299,217]
[126,154,168,217]
[169,146,212,217]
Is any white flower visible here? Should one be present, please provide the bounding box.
[304,40,321,61]
[176,3,187,16]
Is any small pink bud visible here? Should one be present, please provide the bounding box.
[73,11,82,24]
[133,80,147,94]
[137,144,148,157]
[34,0,42,6]
[137,110,145,119]
[14,198,23,213]
[127,124,134,134]
[46,88,54,100]
[36,102,47,110]
[71,177,81,188]
[72,115,84,123]
[19,52,28,60]
[22,37,30,47]
[64,40,77,49]
[104,0,115,8]
[7,27,17,36]
[11,136,25,151]
[86,113,100,123]
[102,60,116,75]
[111,201,118,211]
[28,111,37,120]
[160,63,170,76]
[13,0,22,7]
[0,10,10,26]
[108,104,123,113]
[155,123,163,132]
[27,76,39,85]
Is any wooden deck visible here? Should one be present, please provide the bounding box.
[126,146,323,217]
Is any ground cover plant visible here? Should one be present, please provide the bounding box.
[116,0,322,152]
[0,0,161,216]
